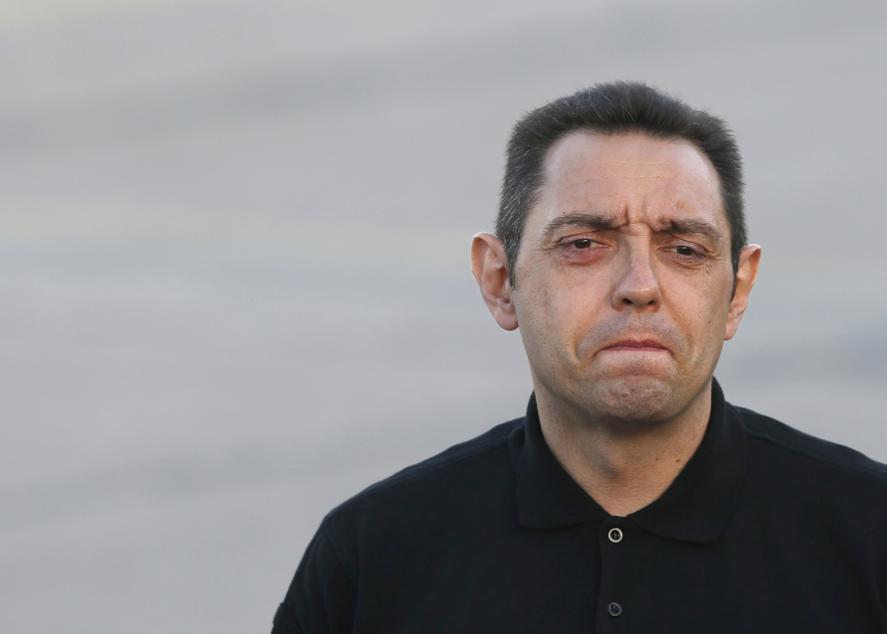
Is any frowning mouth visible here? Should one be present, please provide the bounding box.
[602,339,668,351]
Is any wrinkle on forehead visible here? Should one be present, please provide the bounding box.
[532,131,726,238]
[551,177,686,205]
[541,179,715,222]
[539,209,725,247]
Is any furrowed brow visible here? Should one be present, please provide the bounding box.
[541,212,621,242]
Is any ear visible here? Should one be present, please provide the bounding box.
[724,244,762,341]
[470,232,518,331]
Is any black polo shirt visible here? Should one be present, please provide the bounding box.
[273,380,887,633]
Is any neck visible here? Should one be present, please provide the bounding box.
[535,380,712,517]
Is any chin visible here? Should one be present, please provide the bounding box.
[584,375,678,423]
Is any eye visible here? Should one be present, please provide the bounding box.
[559,236,605,251]
[666,243,707,262]
[555,236,608,264]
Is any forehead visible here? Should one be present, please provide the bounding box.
[534,131,724,231]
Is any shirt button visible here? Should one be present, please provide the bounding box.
[607,527,623,543]
[608,601,623,617]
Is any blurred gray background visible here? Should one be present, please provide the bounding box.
[1,0,885,631]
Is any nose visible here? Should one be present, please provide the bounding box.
[610,246,661,311]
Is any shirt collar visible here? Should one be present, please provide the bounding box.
[509,378,747,544]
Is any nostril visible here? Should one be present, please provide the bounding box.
[619,295,657,308]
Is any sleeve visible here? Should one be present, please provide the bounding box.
[271,517,357,634]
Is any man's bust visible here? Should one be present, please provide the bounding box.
[272,82,887,633]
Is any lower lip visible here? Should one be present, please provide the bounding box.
[601,346,668,352]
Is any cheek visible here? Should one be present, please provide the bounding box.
[548,282,606,356]
[671,288,731,352]
[517,278,597,352]
[664,264,732,318]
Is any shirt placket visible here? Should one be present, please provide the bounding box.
[595,519,630,632]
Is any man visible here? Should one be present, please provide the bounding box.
[272,83,887,632]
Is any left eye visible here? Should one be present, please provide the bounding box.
[571,239,594,249]
[674,245,697,256]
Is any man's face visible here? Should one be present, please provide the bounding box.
[494,131,759,427]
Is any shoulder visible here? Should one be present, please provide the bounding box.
[729,402,887,492]
[322,416,524,535]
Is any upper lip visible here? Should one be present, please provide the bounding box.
[603,338,668,350]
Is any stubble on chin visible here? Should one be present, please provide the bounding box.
[572,375,682,433]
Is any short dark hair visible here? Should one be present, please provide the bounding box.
[496,82,746,286]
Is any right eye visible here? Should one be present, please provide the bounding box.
[557,237,607,264]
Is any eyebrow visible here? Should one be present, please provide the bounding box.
[540,211,723,246]
[661,218,723,245]
[540,211,621,242]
